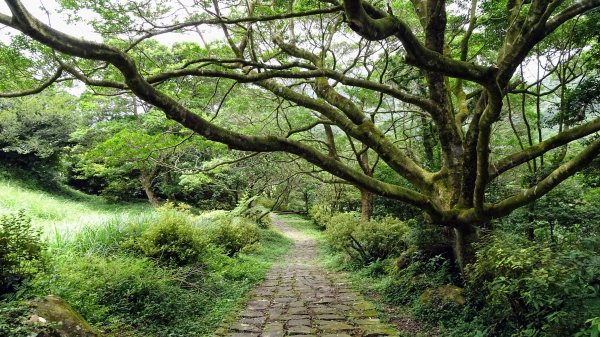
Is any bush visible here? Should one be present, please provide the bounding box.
[199,211,261,256]
[0,211,46,295]
[231,196,272,228]
[241,205,272,228]
[576,317,600,337]
[33,254,216,334]
[132,210,208,266]
[308,204,333,229]
[379,253,455,306]
[466,232,600,336]
[0,300,50,337]
[326,212,409,264]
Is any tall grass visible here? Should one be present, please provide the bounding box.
[51,212,157,253]
[0,178,152,236]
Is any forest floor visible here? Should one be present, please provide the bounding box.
[214,215,401,337]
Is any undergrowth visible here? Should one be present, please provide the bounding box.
[0,183,293,337]
[29,211,292,337]
[295,209,600,337]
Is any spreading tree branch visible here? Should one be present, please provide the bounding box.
[490,118,600,179]
[0,67,63,97]
[0,0,437,213]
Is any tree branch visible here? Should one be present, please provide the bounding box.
[0,67,63,97]
[490,118,600,179]
[546,0,600,33]
[271,36,434,190]
[485,137,600,219]
[57,60,128,90]
[0,0,437,213]
[126,5,344,51]
[342,0,496,84]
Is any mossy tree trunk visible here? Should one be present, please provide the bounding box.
[360,188,373,222]
[453,224,479,275]
[140,169,160,207]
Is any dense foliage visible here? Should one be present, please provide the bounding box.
[325,212,409,264]
[0,0,599,336]
[312,182,600,336]
[467,233,600,335]
[0,211,45,295]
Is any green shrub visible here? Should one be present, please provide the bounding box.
[403,218,447,250]
[0,211,46,295]
[379,254,455,306]
[33,254,216,334]
[28,214,292,337]
[231,196,272,228]
[199,211,261,256]
[466,232,600,335]
[196,210,230,225]
[308,204,333,229]
[576,317,600,337]
[244,205,272,228]
[326,212,409,264]
[0,300,39,337]
[133,210,207,266]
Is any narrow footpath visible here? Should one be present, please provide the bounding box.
[214,215,400,337]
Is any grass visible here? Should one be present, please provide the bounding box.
[276,213,325,239]
[0,170,293,336]
[0,178,151,239]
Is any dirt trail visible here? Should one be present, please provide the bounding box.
[214,215,400,337]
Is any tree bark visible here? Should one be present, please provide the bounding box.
[421,115,436,168]
[526,202,535,241]
[453,224,479,275]
[303,191,310,214]
[358,149,374,222]
[140,171,160,207]
[360,188,373,221]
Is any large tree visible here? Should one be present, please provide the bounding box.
[0,0,599,270]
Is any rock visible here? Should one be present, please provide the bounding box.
[29,295,99,337]
[317,321,354,332]
[419,284,466,306]
[287,325,315,334]
[229,322,262,333]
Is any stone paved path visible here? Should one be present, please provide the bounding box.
[214,215,400,337]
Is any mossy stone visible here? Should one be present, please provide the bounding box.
[419,284,466,306]
[30,295,99,337]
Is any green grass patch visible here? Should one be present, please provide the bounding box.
[0,178,151,237]
[276,213,325,240]
[0,175,293,336]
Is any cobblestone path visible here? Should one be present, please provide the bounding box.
[214,215,400,337]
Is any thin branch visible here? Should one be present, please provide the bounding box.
[482,137,600,220]
[0,67,63,97]
[490,118,600,179]
[126,5,343,50]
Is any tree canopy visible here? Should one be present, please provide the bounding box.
[0,0,599,268]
